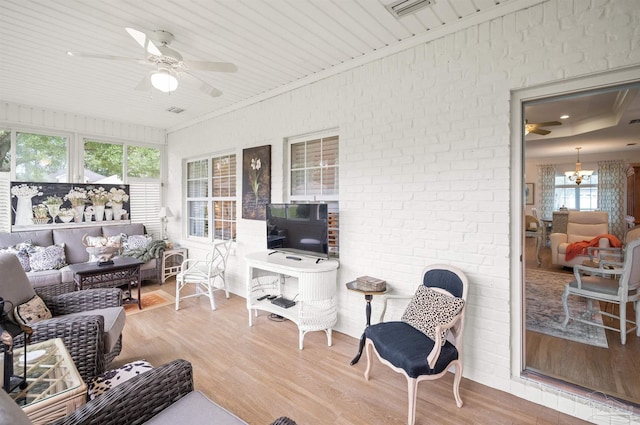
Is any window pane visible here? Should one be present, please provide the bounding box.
[127,146,161,178]
[322,136,339,166]
[322,166,339,195]
[0,130,9,172]
[305,139,322,168]
[291,143,306,169]
[188,200,208,238]
[187,160,208,198]
[307,168,322,195]
[290,170,306,196]
[84,140,124,183]
[16,132,67,182]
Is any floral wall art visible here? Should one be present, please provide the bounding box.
[10,182,130,228]
[242,145,271,220]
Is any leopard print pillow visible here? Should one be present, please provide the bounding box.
[401,285,465,345]
[88,360,153,400]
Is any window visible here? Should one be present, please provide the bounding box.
[186,154,236,241]
[288,131,339,256]
[554,174,598,211]
[84,140,124,182]
[127,146,161,179]
[16,132,68,182]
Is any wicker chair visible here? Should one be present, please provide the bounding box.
[1,358,298,425]
[0,253,125,383]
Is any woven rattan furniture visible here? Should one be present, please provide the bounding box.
[246,251,339,350]
[10,338,86,425]
[68,257,144,309]
[0,253,125,383]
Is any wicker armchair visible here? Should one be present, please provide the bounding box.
[0,253,125,383]
[1,359,297,425]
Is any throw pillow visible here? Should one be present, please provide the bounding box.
[87,360,153,400]
[401,285,465,346]
[28,243,67,271]
[14,294,52,326]
[0,241,33,272]
[122,234,152,251]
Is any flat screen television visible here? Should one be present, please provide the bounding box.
[266,203,329,258]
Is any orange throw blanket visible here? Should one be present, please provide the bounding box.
[564,234,622,261]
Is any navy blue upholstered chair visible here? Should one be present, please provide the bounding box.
[363,264,469,425]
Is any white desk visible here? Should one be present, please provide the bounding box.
[245,251,339,349]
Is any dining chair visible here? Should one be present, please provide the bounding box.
[175,239,232,310]
[563,238,640,345]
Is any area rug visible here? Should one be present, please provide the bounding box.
[525,269,608,348]
[124,290,174,315]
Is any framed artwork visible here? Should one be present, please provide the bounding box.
[242,145,271,220]
[525,183,534,205]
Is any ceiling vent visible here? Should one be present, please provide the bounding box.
[166,106,185,114]
[386,0,433,18]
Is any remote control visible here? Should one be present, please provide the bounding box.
[286,256,302,261]
[267,295,277,300]
[257,294,270,301]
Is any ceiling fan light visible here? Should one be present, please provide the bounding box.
[150,69,178,93]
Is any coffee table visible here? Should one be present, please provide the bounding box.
[68,257,144,309]
[9,338,86,424]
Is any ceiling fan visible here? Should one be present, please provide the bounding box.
[524,120,562,136]
[67,27,237,97]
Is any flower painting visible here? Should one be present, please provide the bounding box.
[242,145,271,220]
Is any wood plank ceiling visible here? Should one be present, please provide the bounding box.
[0,0,538,130]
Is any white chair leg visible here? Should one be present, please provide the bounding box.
[208,282,216,310]
[363,340,373,381]
[175,278,182,310]
[621,301,627,345]
[407,378,417,425]
[561,286,571,328]
[453,361,464,408]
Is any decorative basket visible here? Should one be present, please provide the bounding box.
[354,276,386,292]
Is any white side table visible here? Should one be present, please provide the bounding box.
[161,248,188,283]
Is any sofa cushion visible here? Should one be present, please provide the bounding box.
[102,223,145,238]
[13,294,52,326]
[88,360,153,400]
[28,269,63,288]
[143,391,249,425]
[0,241,32,272]
[66,306,126,354]
[54,227,102,264]
[0,229,53,249]
[28,243,67,271]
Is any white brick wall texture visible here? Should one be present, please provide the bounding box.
[166,2,640,421]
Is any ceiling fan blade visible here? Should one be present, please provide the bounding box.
[531,128,551,135]
[534,121,562,127]
[67,51,148,65]
[182,72,222,97]
[183,60,238,73]
[125,27,162,56]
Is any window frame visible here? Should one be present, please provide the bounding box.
[13,128,72,183]
[185,152,237,242]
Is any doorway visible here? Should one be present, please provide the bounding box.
[517,70,640,406]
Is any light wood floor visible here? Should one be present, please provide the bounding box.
[524,238,640,407]
[116,278,590,425]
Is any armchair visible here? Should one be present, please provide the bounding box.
[562,238,640,345]
[549,211,611,267]
[0,253,125,382]
[363,264,468,425]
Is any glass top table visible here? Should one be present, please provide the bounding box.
[8,338,86,424]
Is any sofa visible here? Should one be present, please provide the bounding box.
[0,358,297,425]
[549,211,612,267]
[0,223,161,298]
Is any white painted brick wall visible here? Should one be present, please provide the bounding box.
[161,1,639,422]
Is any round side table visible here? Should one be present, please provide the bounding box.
[346,281,388,365]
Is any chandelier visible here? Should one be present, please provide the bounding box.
[564,147,593,185]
